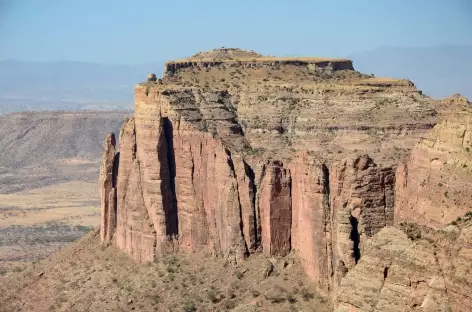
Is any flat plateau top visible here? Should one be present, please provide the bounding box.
[168,48,351,64]
[169,56,352,63]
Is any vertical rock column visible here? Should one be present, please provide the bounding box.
[290,156,331,292]
[134,87,177,257]
[259,161,292,256]
[115,117,160,262]
[100,133,117,243]
[172,131,248,260]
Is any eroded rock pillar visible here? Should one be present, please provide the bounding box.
[100,133,117,243]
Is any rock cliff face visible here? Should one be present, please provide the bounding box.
[98,48,452,297]
[329,155,395,291]
[100,112,397,294]
[333,223,472,312]
[395,114,472,228]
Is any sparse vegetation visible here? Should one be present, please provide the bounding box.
[183,300,197,312]
[400,222,422,240]
[246,147,266,156]
[0,230,331,312]
[300,287,315,301]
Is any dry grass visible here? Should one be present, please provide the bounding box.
[0,181,99,227]
[0,230,331,312]
[354,77,413,87]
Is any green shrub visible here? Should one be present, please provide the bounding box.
[182,300,197,312]
[207,288,222,303]
[300,287,314,301]
[286,293,297,303]
[234,270,244,279]
[250,289,260,297]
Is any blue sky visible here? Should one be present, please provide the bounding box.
[0,0,471,64]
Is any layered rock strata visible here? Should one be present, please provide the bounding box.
[157,48,438,166]
[329,155,395,291]
[395,114,472,228]
[99,48,444,295]
[334,223,472,312]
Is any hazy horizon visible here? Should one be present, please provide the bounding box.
[1,1,471,64]
[1,43,471,65]
[0,1,471,113]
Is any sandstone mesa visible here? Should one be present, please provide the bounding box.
[98,48,472,310]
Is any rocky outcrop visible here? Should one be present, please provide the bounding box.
[329,155,395,290]
[395,114,472,228]
[98,49,456,300]
[334,224,472,312]
[99,133,117,244]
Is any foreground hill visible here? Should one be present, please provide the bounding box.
[0,230,331,312]
[1,218,469,312]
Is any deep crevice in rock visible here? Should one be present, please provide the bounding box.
[321,164,333,290]
[349,215,361,264]
[225,148,249,256]
[245,161,259,249]
[162,117,179,236]
[112,151,120,226]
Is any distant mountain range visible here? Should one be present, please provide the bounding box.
[348,45,472,99]
[0,61,163,114]
[0,45,470,114]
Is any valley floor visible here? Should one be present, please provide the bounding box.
[0,177,100,273]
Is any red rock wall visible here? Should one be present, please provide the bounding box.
[115,118,157,262]
[259,161,292,256]
[289,156,331,292]
[99,86,399,293]
[172,131,248,260]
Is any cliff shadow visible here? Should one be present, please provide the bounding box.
[162,117,178,237]
[349,215,361,263]
[112,151,120,226]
